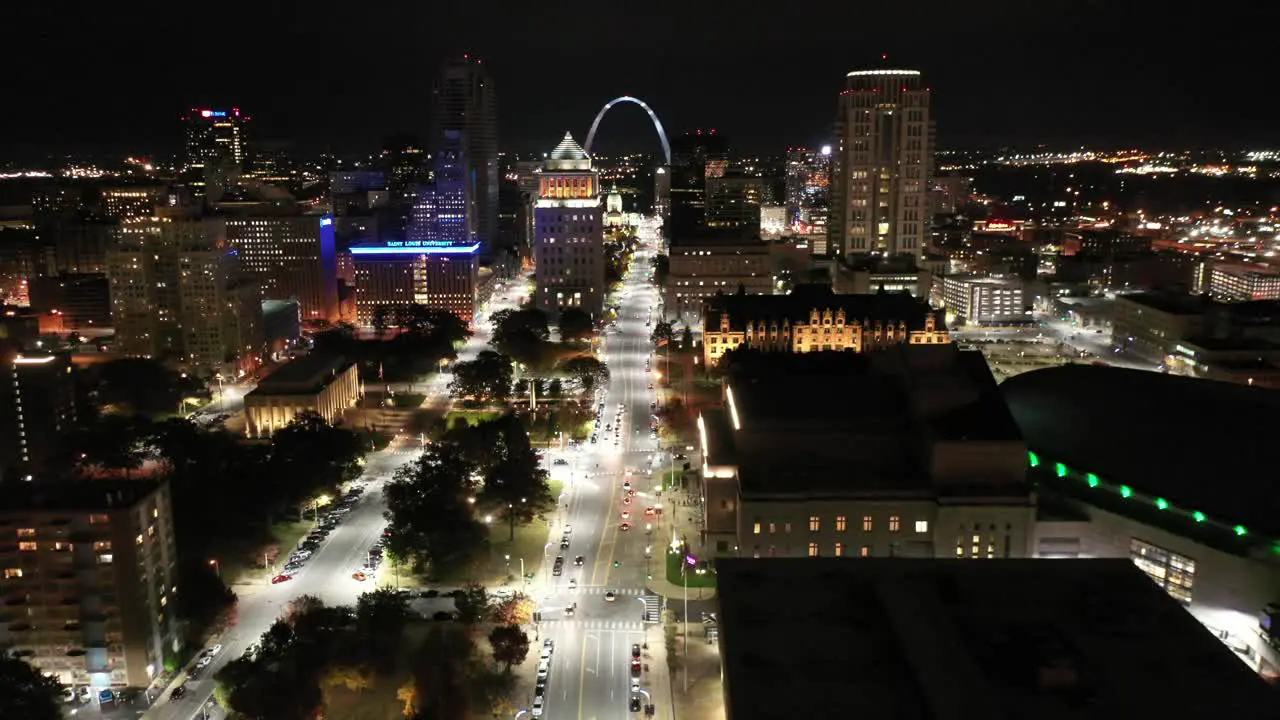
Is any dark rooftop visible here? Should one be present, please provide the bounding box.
[1117,291,1216,316]
[708,346,1023,498]
[705,284,940,333]
[670,229,766,248]
[250,353,352,395]
[0,479,163,513]
[716,558,1280,720]
[1002,364,1280,539]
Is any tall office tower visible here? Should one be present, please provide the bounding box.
[408,131,471,244]
[380,134,430,205]
[216,212,339,323]
[181,108,248,194]
[0,479,179,690]
[828,66,932,258]
[668,130,729,238]
[245,139,298,189]
[106,216,263,376]
[785,146,832,228]
[0,349,76,480]
[533,133,605,319]
[431,56,498,258]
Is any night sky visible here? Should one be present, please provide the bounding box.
[3,0,1274,161]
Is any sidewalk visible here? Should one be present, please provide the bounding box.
[646,483,715,602]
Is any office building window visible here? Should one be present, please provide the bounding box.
[914,520,929,533]
[834,543,844,557]
[752,521,761,535]
[861,516,873,532]
[859,546,870,557]
[889,516,901,533]
[808,516,820,532]
[1131,538,1196,604]
[835,515,847,532]
[808,542,819,557]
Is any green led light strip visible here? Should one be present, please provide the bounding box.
[1027,450,1258,543]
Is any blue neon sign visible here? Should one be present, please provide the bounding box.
[349,241,481,256]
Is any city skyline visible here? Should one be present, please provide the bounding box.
[3,1,1275,161]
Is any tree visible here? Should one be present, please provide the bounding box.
[448,350,513,401]
[96,357,205,415]
[453,583,490,625]
[371,306,391,338]
[356,589,410,668]
[681,325,695,351]
[470,416,555,540]
[547,378,562,399]
[270,411,365,497]
[0,652,63,720]
[321,664,373,695]
[652,253,669,287]
[384,443,486,575]
[557,307,594,341]
[487,625,530,672]
[491,593,535,626]
[284,595,326,626]
[557,356,610,393]
[651,320,675,347]
[71,413,149,478]
[490,308,550,366]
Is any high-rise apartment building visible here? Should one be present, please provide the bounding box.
[828,67,932,259]
[215,212,339,324]
[669,130,729,238]
[432,57,498,258]
[533,133,606,319]
[106,216,263,376]
[181,108,248,193]
[0,349,76,480]
[0,480,179,690]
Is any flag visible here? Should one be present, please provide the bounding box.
[378,361,384,380]
[655,338,668,348]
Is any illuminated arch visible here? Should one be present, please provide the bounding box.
[585,96,672,165]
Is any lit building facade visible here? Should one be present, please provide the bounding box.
[181,108,247,193]
[106,216,264,376]
[244,354,360,438]
[99,187,165,220]
[701,284,949,365]
[432,56,498,257]
[828,68,932,258]
[667,233,773,324]
[705,174,765,229]
[0,480,180,690]
[0,351,76,480]
[696,346,1033,563]
[533,133,606,319]
[939,274,1026,325]
[1210,264,1280,302]
[409,130,472,245]
[352,242,481,326]
[217,213,339,323]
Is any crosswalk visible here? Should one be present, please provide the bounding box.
[641,595,661,623]
[572,586,646,596]
[540,619,646,631]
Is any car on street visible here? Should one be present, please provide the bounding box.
[620,522,631,531]
[631,679,640,693]
[537,659,550,679]
[620,511,631,520]
[271,574,293,584]
[630,696,642,712]
[632,643,642,658]
[171,685,187,700]
[574,555,584,566]
[644,507,657,516]
[532,695,545,717]
[605,591,617,602]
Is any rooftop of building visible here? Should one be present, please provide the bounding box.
[1114,290,1218,315]
[250,353,352,396]
[944,274,1024,286]
[706,346,1022,498]
[669,229,767,249]
[0,479,162,513]
[842,254,923,274]
[1002,364,1280,542]
[704,284,941,333]
[716,558,1279,720]
[1214,263,1280,277]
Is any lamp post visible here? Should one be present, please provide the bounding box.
[683,553,693,693]
[208,559,219,579]
[504,554,511,582]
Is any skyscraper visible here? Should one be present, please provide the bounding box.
[828,67,932,258]
[181,108,248,194]
[408,131,471,244]
[431,56,498,259]
[533,133,605,319]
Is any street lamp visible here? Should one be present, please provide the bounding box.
[504,554,511,581]
[208,559,219,579]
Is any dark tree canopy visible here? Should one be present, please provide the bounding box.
[488,625,530,671]
[557,356,610,393]
[383,444,487,575]
[0,652,63,720]
[448,350,513,401]
[556,307,594,342]
[95,357,207,415]
[489,308,551,367]
[651,320,675,347]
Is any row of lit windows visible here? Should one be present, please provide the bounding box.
[753,515,928,534]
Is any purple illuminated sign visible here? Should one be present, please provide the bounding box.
[685,555,697,567]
